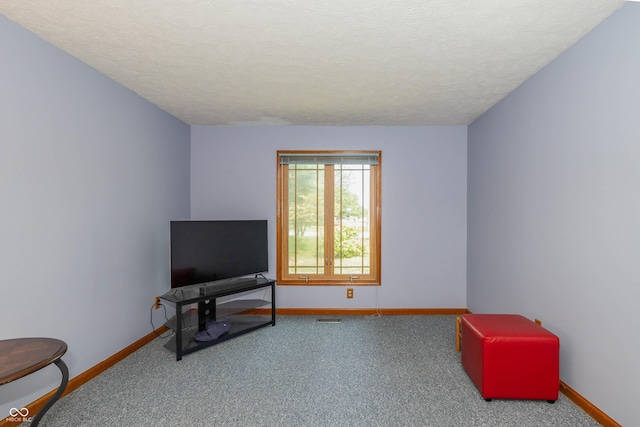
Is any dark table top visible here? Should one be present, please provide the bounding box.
[0,338,67,385]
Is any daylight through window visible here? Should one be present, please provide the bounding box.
[276,151,381,286]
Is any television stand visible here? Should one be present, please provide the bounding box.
[160,277,275,360]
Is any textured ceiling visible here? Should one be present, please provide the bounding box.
[0,0,625,125]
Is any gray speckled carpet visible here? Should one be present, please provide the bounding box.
[37,315,599,426]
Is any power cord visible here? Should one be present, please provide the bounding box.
[149,302,173,338]
[368,286,383,318]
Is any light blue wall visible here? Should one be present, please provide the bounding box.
[0,15,190,415]
[467,4,640,426]
[191,126,468,310]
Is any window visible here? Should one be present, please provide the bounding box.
[276,150,381,285]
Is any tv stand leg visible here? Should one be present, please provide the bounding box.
[209,299,216,322]
[197,299,217,331]
[197,301,207,331]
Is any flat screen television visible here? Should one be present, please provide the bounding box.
[170,220,268,288]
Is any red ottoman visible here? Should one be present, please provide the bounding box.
[460,314,559,402]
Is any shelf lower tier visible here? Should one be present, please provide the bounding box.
[163,315,273,356]
[164,299,270,330]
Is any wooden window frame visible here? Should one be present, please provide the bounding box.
[276,150,381,286]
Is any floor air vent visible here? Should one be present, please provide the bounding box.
[316,318,342,323]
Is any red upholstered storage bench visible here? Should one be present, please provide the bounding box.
[459,314,559,402]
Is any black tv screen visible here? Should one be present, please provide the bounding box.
[170,220,268,288]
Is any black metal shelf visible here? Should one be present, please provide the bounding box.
[160,277,276,360]
[163,315,273,355]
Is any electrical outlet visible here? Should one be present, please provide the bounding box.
[347,288,354,299]
[154,296,161,310]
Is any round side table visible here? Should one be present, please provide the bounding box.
[0,338,68,427]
